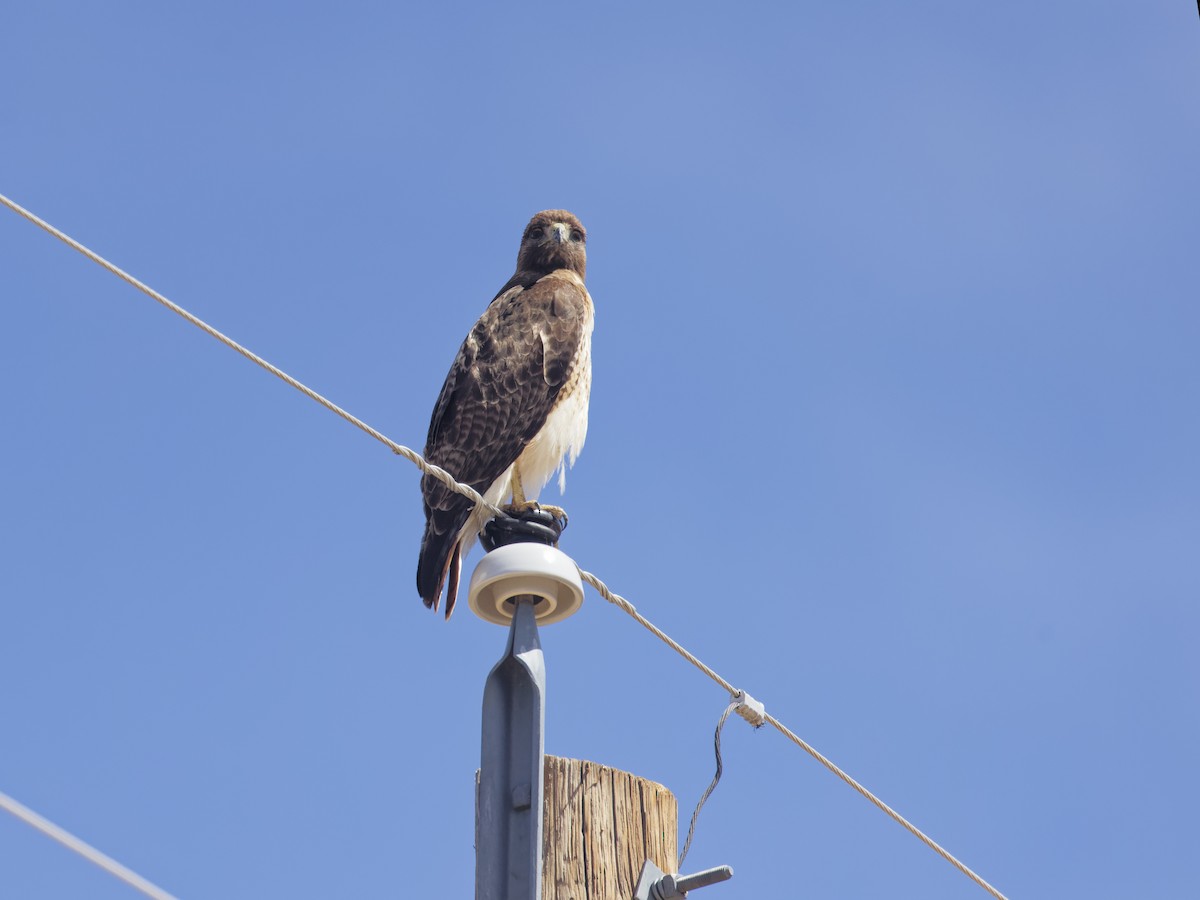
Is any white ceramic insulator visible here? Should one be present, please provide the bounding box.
[467,543,585,625]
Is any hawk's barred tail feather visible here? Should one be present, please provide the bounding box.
[416,527,453,613]
[444,545,462,620]
[417,466,478,616]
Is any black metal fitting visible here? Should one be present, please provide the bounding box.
[480,507,567,551]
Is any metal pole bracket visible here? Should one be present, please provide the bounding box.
[476,598,545,900]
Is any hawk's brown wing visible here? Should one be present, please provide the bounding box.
[416,273,590,616]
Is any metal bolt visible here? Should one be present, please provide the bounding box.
[675,865,734,893]
[634,860,734,900]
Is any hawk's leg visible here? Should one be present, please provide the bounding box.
[510,466,528,508]
[502,465,567,522]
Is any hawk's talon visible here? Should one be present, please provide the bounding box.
[537,504,568,526]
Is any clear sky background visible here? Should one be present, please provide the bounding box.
[2,3,1197,898]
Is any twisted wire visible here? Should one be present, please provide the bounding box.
[0,790,178,900]
[0,193,502,519]
[762,713,1006,900]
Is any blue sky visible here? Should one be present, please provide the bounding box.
[2,3,1197,897]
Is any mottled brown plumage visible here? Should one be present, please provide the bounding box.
[417,210,594,618]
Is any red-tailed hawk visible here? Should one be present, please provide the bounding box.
[416,210,594,618]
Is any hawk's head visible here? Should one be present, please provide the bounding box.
[516,210,587,278]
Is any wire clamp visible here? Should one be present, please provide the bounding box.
[732,690,766,728]
[634,860,733,900]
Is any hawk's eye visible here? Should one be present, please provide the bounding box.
[570,230,584,243]
[527,227,545,240]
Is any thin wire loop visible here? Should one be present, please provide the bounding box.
[0,190,1009,900]
[678,699,739,870]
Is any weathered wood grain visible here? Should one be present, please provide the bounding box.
[542,755,677,900]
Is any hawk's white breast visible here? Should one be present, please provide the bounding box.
[513,271,593,498]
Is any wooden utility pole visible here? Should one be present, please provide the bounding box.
[542,755,678,900]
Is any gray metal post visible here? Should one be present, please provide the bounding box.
[476,598,545,900]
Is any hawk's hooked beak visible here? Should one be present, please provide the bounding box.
[550,222,568,244]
